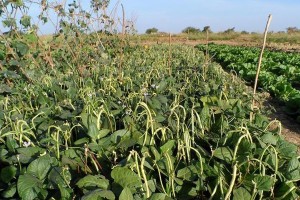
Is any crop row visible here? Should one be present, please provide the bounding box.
[0,37,300,199]
[196,44,300,121]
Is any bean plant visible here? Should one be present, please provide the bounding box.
[0,1,300,200]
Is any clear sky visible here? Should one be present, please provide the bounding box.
[109,0,300,33]
[2,0,299,34]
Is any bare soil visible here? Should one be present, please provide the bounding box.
[264,97,300,153]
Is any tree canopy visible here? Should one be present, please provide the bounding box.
[145,27,158,34]
[182,26,201,34]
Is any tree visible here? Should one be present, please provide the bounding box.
[202,26,212,33]
[145,27,158,34]
[286,27,299,34]
[182,26,201,34]
[223,27,235,34]
[241,30,249,34]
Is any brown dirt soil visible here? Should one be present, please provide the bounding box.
[264,97,300,153]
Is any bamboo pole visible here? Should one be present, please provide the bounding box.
[250,14,272,122]
[121,4,125,35]
[168,33,172,76]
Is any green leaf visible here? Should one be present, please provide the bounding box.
[277,139,297,158]
[110,129,130,144]
[0,148,8,161]
[213,147,233,162]
[157,80,168,92]
[1,183,17,198]
[119,187,133,200]
[2,18,16,28]
[160,140,175,153]
[82,189,115,200]
[0,50,5,60]
[111,167,142,192]
[17,173,43,200]
[177,165,198,181]
[146,179,156,193]
[150,193,168,200]
[48,167,71,189]
[27,154,51,180]
[87,122,98,140]
[99,129,111,139]
[236,139,252,162]
[261,133,278,145]
[59,110,73,119]
[6,135,18,152]
[117,137,137,149]
[285,156,300,181]
[233,187,251,200]
[274,182,298,199]
[12,147,44,164]
[58,184,72,199]
[0,84,12,94]
[74,137,89,145]
[1,70,20,79]
[150,97,161,109]
[157,94,168,104]
[24,33,38,43]
[13,41,29,57]
[11,0,24,6]
[20,15,31,27]
[81,112,89,128]
[150,146,161,161]
[1,166,17,183]
[155,114,166,123]
[265,151,277,170]
[76,175,109,190]
[254,175,275,191]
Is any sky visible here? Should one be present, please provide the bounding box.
[108,0,300,33]
[1,0,300,34]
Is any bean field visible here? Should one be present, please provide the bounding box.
[0,1,300,200]
[0,33,299,199]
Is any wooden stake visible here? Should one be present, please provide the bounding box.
[121,4,125,35]
[250,14,272,121]
[168,33,172,75]
[204,29,209,81]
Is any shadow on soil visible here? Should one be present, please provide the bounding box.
[264,97,300,153]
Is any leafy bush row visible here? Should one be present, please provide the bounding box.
[1,40,299,199]
[196,44,300,121]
